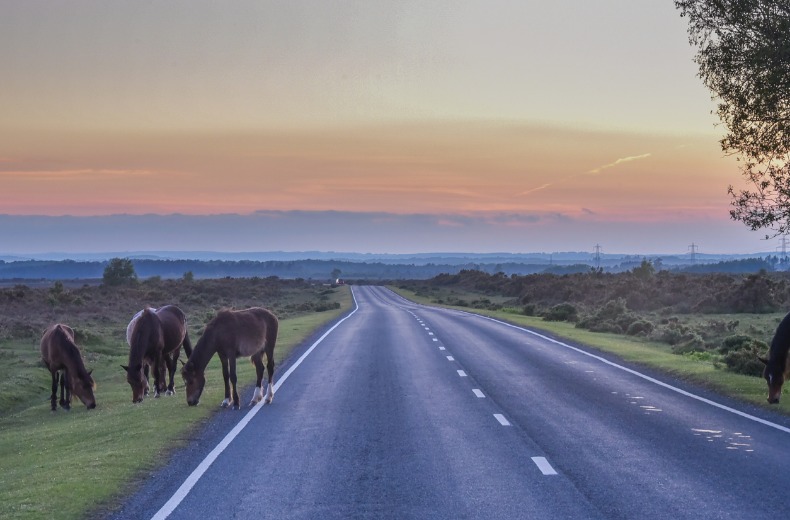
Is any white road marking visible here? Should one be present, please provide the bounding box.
[457,370,467,377]
[428,332,434,336]
[466,311,790,435]
[472,389,485,398]
[447,356,454,361]
[150,288,361,520]
[494,414,510,426]
[432,338,438,342]
[531,457,558,475]
[439,346,446,350]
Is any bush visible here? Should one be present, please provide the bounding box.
[722,345,765,377]
[719,334,758,354]
[542,303,577,322]
[626,320,654,336]
[671,333,706,354]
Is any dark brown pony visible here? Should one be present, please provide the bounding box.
[40,324,96,411]
[761,311,790,403]
[181,307,278,409]
[122,305,192,403]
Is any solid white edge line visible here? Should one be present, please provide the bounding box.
[463,311,790,435]
[150,287,360,520]
[531,457,558,475]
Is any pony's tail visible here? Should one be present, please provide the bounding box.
[266,314,279,357]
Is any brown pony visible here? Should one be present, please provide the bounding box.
[122,305,192,403]
[761,310,790,403]
[181,307,278,409]
[40,324,96,411]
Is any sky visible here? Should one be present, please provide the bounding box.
[0,1,776,256]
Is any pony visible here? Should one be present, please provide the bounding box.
[761,310,790,404]
[122,305,192,403]
[181,307,278,409]
[40,324,96,411]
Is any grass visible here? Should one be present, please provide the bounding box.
[391,286,790,415]
[0,286,352,520]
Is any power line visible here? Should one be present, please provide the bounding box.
[593,244,602,269]
[688,243,698,264]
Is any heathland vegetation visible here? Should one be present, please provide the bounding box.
[0,275,350,520]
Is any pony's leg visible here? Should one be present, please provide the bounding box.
[265,352,275,404]
[219,354,232,408]
[165,348,179,395]
[248,353,265,406]
[153,356,167,398]
[228,356,240,410]
[50,371,59,411]
[60,371,71,411]
[143,364,150,396]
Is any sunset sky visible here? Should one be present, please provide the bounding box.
[0,1,774,255]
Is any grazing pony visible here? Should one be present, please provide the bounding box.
[181,307,278,409]
[40,324,96,411]
[122,305,192,403]
[761,311,790,404]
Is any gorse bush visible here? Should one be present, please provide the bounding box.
[542,303,578,322]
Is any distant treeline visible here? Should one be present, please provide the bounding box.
[0,256,780,281]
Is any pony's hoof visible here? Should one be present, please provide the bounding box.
[233,404,240,410]
[264,396,273,405]
[220,399,231,408]
[166,389,175,396]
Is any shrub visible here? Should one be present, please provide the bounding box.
[542,303,577,322]
[723,345,765,377]
[671,333,706,354]
[719,334,758,354]
[626,320,654,336]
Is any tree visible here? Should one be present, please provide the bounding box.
[102,257,138,286]
[675,0,790,236]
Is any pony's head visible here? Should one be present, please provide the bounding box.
[121,364,149,403]
[761,357,785,404]
[72,370,97,409]
[181,360,205,406]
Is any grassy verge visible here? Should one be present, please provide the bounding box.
[0,286,352,520]
[391,286,790,415]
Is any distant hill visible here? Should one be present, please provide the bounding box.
[0,252,785,281]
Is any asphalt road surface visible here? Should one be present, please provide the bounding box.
[110,285,790,519]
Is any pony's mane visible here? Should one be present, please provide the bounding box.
[53,325,94,386]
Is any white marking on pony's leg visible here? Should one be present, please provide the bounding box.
[264,383,274,404]
[220,398,232,408]
[248,386,263,406]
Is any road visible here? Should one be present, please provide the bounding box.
[110,285,790,519]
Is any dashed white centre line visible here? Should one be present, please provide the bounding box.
[531,457,558,475]
[432,338,438,342]
[457,370,467,377]
[439,346,446,350]
[428,332,434,336]
[446,356,454,361]
[494,414,511,426]
[472,389,485,398]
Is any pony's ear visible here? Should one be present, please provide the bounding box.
[179,359,185,367]
[87,369,93,376]
[758,357,769,366]
[120,364,129,372]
